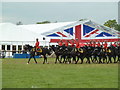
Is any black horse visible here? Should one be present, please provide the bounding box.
[75,47,89,64]
[117,46,120,62]
[24,44,51,64]
[50,45,62,63]
[106,46,117,64]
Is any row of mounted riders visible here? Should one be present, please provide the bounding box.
[24,44,120,64]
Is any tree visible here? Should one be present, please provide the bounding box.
[79,19,87,21]
[36,21,51,24]
[104,19,120,31]
[104,19,117,29]
[115,24,120,31]
[16,21,23,25]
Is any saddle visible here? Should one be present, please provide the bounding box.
[31,48,36,51]
[36,48,42,53]
[107,49,111,53]
[78,48,84,53]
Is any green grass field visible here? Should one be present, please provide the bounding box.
[2,58,118,88]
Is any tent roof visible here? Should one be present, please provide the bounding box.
[41,20,120,37]
[0,23,46,42]
[18,21,76,35]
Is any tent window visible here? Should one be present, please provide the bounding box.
[18,45,22,50]
[7,45,10,50]
[18,45,22,53]
[12,45,16,50]
[12,45,16,55]
[2,45,5,50]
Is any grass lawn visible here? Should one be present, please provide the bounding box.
[2,58,118,88]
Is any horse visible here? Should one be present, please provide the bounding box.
[50,45,63,64]
[24,44,51,64]
[75,46,89,64]
[117,46,120,62]
[90,47,100,63]
[106,46,117,64]
[98,48,107,64]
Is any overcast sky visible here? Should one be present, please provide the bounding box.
[1,2,119,25]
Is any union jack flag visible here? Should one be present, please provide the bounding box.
[44,24,119,42]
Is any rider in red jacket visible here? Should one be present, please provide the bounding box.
[103,41,108,49]
[65,40,69,47]
[58,40,63,46]
[75,38,79,48]
[35,38,40,49]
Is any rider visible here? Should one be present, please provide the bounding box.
[58,40,63,47]
[103,41,108,51]
[75,38,79,48]
[70,39,75,47]
[112,42,117,47]
[65,40,69,47]
[96,41,101,47]
[92,41,96,47]
[35,38,41,52]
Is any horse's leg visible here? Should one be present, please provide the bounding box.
[86,57,90,64]
[102,57,105,63]
[107,56,112,64]
[43,55,47,64]
[27,55,32,64]
[80,57,83,64]
[113,56,117,63]
[98,56,102,64]
[33,56,37,64]
[64,56,67,64]
[92,56,94,63]
[55,55,58,64]
[63,56,66,64]
[45,55,48,64]
[58,55,62,63]
[95,56,98,63]
[105,56,107,63]
[118,55,120,62]
[74,56,78,64]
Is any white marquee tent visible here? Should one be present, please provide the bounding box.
[0,21,75,57]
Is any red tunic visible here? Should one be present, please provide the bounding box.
[112,44,116,47]
[70,42,75,47]
[58,41,63,46]
[92,43,96,47]
[79,43,85,47]
[65,41,69,47]
[75,41,79,48]
[96,43,101,47]
[118,43,120,46]
[103,43,108,49]
[35,41,40,49]
[88,43,91,47]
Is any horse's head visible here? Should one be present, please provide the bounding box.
[24,44,33,52]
